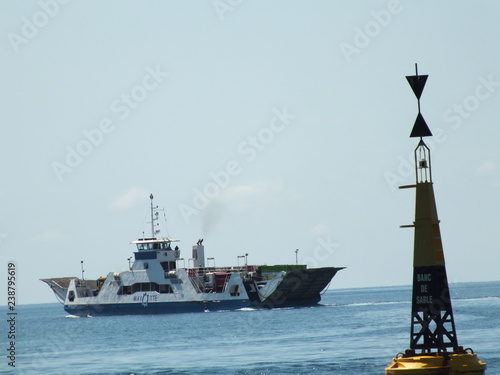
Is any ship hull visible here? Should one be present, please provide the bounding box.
[44,266,344,317]
[248,267,343,308]
[64,299,251,316]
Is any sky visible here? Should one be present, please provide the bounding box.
[1,1,499,305]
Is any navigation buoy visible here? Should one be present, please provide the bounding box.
[385,65,486,375]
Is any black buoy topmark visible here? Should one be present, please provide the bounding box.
[385,65,486,375]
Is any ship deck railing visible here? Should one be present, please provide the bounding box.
[185,265,258,276]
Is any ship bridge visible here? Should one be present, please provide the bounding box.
[131,237,180,272]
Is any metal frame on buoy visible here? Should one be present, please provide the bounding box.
[385,65,486,375]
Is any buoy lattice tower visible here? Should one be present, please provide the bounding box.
[407,65,457,353]
[385,65,486,374]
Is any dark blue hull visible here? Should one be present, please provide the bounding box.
[64,299,252,317]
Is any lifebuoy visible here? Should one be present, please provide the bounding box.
[68,290,75,302]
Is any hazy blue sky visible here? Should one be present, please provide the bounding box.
[1,1,499,305]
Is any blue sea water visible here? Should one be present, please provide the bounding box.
[2,281,499,375]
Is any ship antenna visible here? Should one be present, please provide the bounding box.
[80,260,85,282]
[150,194,156,238]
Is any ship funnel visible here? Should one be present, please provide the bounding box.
[192,239,205,268]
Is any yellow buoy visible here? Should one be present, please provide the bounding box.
[386,349,486,375]
[385,65,486,374]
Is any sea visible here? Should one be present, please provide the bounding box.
[2,281,499,375]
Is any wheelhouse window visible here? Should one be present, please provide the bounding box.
[137,242,172,250]
[137,243,152,250]
[154,242,171,250]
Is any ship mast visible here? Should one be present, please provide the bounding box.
[150,193,158,239]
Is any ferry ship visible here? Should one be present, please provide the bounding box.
[41,195,344,316]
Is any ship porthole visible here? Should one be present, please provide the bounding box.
[68,290,75,302]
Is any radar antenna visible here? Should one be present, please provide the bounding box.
[149,194,165,238]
